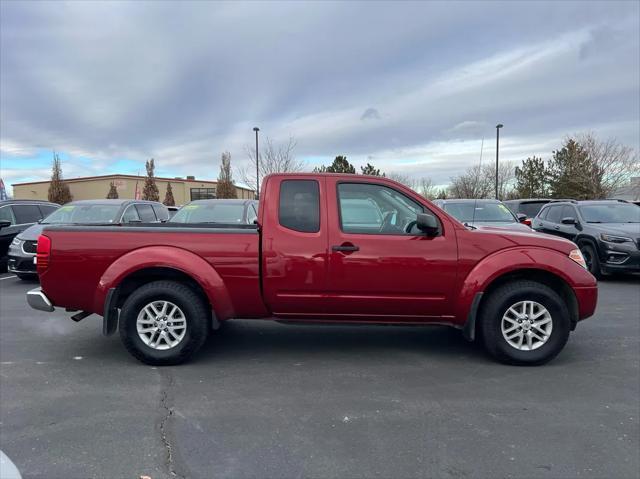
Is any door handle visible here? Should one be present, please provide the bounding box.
[332,244,359,252]
[554,225,560,230]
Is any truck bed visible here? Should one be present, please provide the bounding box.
[39,224,265,318]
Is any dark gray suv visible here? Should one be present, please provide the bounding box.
[532,200,640,278]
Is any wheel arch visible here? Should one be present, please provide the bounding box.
[95,246,235,324]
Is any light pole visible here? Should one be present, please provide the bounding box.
[253,127,260,199]
[495,123,503,200]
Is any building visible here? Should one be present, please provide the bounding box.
[611,177,640,202]
[12,174,255,204]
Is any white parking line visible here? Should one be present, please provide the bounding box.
[0,275,17,281]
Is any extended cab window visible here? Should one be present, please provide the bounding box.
[279,180,320,233]
[121,205,141,223]
[338,183,423,235]
[0,205,16,225]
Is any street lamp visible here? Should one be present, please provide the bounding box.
[495,123,503,200]
[253,127,260,199]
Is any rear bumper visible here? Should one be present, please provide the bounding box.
[27,287,54,312]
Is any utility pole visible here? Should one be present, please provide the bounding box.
[253,127,260,199]
[495,123,503,199]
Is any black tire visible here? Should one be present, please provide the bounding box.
[119,280,209,365]
[580,243,602,279]
[480,280,571,366]
[16,273,38,281]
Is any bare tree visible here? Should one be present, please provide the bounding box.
[387,172,417,190]
[217,152,237,199]
[417,177,438,200]
[576,132,639,199]
[448,161,515,199]
[240,136,304,192]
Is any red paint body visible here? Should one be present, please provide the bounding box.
[37,174,598,328]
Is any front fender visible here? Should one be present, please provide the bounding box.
[454,246,596,324]
[94,246,235,320]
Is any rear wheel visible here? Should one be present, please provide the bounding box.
[580,243,602,279]
[119,280,209,365]
[480,280,571,365]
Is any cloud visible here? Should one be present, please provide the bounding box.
[0,1,638,190]
[360,108,381,121]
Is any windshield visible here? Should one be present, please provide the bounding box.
[42,204,122,224]
[578,203,640,223]
[444,202,516,223]
[170,202,247,223]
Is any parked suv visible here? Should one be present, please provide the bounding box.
[8,199,168,280]
[532,200,640,278]
[0,200,59,271]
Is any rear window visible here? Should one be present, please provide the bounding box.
[279,180,320,233]
[518,201,548,218]
[42,204,121,224]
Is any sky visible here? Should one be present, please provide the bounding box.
[1,0,639,195]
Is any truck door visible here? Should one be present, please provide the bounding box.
[324,177,458,320]
[261,177,330,316]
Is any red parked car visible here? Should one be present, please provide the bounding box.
[27,174,598,366]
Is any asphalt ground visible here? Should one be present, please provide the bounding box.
[0,273,639,479]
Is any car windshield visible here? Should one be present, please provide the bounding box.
[42,204,122,224]
[578,203,640,223]
[170,203,247,223]
[443,202,516,223]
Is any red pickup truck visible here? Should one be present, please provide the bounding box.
[27,174,597,366]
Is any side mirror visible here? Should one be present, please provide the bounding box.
[0,220,11,229]
[561,217,577,225]
[516,213,527,223]
[416,213,440,236]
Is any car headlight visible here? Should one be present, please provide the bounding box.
[569,249,588,270]
[11,237,23,247]
[600,233,633,244]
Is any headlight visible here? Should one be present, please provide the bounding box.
[600,233,633,244]
[11,237,23,246]
[569,249,588,270]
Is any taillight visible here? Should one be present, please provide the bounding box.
[36,234,51,273]
[524,218,532,227]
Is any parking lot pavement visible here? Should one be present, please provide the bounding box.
[0,275,638,479]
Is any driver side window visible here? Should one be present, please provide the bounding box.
[337,182,424,235]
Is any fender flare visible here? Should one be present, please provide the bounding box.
[574,235,601,258]
[94,246,235,321]
[455,246,594,327]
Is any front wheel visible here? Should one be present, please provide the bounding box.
[480,280,571,365]
[580,243,602,279]
[119,281,209,365]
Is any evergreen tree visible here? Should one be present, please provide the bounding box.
[515,156,548,198]
[142,158,160,201]
[547,139,592,199]
[163,182,175,206]
[360,163,383,176]
[216,152,237,199]
[106,181,119,199]
[323,155,356,173]
[47,152,73,204]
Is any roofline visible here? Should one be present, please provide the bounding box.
[12,173,255,191]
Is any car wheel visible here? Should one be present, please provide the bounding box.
[16,273,38,281]
[119,280,209,365]
[480,280,571,366]
[580,244,602,279]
